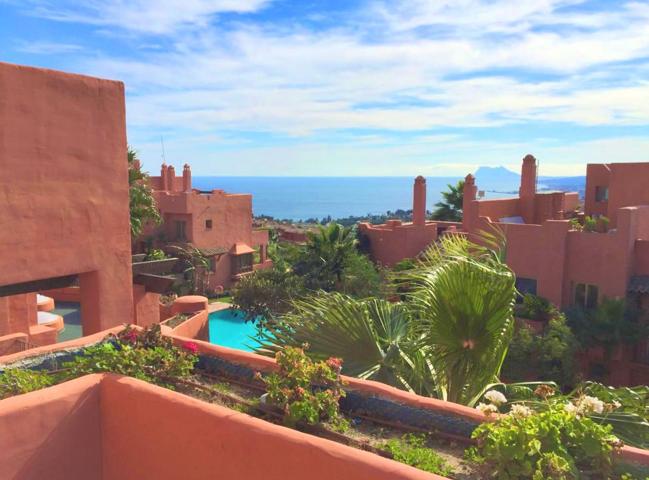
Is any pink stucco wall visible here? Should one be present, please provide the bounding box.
[0,62,133,335]
[359,221,439,266]
[167,309,209,341]
[0,374,103,479]
[0,373,442,480]
[101,375,439,480]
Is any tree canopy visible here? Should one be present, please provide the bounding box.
[128,148,161,238]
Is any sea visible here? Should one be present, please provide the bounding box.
[192,176,518,221]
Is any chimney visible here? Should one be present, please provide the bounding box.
[160,163,168,192]
[519,154,537,198]
[519,154,537,223]
[462,174,478,232]
[167,165,176,192]
[183,164,192,192]
[413,176,426,226]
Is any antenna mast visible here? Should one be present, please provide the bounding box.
[160,136,167,164]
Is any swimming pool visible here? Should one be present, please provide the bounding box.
[208,308,264,352]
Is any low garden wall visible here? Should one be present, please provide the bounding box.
[1,326,648,477]
[0,333,28,357]
[0,373,439,480]
[169,334,485,439]
[164,310,210,342]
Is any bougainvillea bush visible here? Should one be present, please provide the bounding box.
[258,345,346,426]
[62,325,197,388]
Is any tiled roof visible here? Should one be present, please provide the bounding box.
[628,276,649,293]
[230,243,255,255]
[199,246,229,256]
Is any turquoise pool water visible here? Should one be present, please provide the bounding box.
[208,309,264,352]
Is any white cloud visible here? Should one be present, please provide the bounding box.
[14,41,84,54]
[8,0,649,175]
[21,0,271,34]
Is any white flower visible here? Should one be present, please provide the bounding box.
[564,402,579,415]
[476,402,499,417]
[509,404,533,418]
[484,390,507,406]
[577,395,605,414]
[612,400,622,409]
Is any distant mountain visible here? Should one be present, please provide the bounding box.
[473,166,586,198]
[474,166,521,184]
[473,166,521,192]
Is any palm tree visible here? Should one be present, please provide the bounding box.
[167,244,211,295]
[256,233,516,406]
[128,148,161,238]
[408,233,516,405]
[432,180,464,221]
[299,223,358,289]
[254,292,434,394]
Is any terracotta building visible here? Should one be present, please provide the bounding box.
[362,156,649,384]
[359,176,459,266]
[139,164,272,292]
[462,156,649,313]
[0,62,164,353]
[364,155,649,314]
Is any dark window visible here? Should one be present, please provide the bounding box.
[210,256,217,272]
[232,253,253,275]
[175,221,186,241]
[205,219,213,229]
[595,186,609,202]
[574,283,598,309]
[515,277,537,303]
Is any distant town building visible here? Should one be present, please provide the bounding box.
[138,164,272,292]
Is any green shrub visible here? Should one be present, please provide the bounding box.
[502,315,578,388]
[575,382,649,449]
[566,299,647,380]
[516,294,557,321]
[145,248,167,260]
[259,346,345,426]
[384,434,453,476]
[232,266,306,321]
[583,215,598,232]
[468,402,622,479]
[0,368,53,400]
[61,325,197,387]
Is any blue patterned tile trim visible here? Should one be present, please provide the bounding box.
[196,353,479,438]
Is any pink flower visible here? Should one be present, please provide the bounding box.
[182,341,199,354]
[326,357,343,371]
[122,330,138,344]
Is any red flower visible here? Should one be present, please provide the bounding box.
[182,341,199,354]
[326,357,343,371]
[122,330,138,344]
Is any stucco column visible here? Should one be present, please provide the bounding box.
[462,174,477,232]
[167,165,176,192]
[519,154,537,224]
[183,164,192,192]
[160,163,168,192]
[413,176,426,226]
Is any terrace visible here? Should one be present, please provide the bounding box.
[1,325,648,479]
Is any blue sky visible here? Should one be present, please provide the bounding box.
[1,0,648,176]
